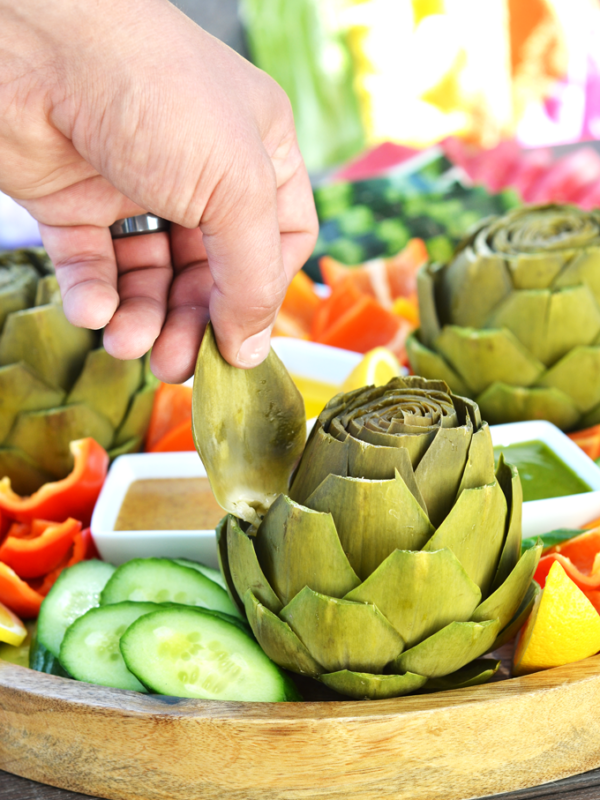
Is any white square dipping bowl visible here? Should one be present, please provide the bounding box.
[271,337,363,386]
[91,452,220,567]
[490,420,600,538]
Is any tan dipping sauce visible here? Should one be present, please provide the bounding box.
[114,478,223,531]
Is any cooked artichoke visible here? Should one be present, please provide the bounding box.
[193,325,540,700]
[0,249,157,493]
[407,204,600,431]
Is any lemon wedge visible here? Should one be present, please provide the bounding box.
[513,561,600,676]
[342,347,401,392]
[0,600,27,647]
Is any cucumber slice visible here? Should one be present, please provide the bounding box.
[120,607,301,702]
[173,558,228,591]
[161,602,253,638]
[100,558,241,619]
[37,560,116,658]
[60,602,159,691]
[29,631,70,677]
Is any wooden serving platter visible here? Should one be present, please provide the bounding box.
[2,654,600,800]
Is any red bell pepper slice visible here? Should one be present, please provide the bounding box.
[0,562,43,618]
[0,517,81,579]
[33,527,92,597]
[0,438,108,526]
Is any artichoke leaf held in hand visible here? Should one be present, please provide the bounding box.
[192,323,306,525]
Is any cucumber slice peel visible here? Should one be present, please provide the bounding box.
[121,607,301,702]
[37,560,116,658]
[100,558,242,619]
[173,558,228,591]
[60,602,160,692]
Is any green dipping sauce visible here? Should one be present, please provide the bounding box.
[493,439,591,502]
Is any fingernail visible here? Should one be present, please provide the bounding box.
[237,327,272,367]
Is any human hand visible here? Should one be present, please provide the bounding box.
[0,0,318,381]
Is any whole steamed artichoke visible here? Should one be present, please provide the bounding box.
[407,204,600,431]
[193,325,541,700]
[0,249,157,493]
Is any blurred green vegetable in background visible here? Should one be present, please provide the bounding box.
[240,0,365,173]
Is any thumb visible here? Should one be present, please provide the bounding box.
[201,152,289,369]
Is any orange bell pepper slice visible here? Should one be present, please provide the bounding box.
[148,420,195,453]
[145,383,193,452]
[0,562,43,618]
[278,270,320,332]
[313,294,401,353]
[386,239,428,298]
[0,438,108,526]
[319,238,428,300]
[568,424,600,461]
[310,278,364,340]
[0,517,81,579]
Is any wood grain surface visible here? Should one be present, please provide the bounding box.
[3,656,600,800]
[5,766,600,800]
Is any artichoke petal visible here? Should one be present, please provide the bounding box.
[255,494,360,605]
[227,515,282,614]
[423,481,507,596]
[320,669,427,700]
[216,516,243,614]
[107,437,143,459]
[391,619,500,678]
[471,545,542,630]
[344,549,481,647]
[436,246,512,329]
[114,383,159,447]
[0,264,38,330]
[280,587,405,674]
[346,435,427,512]
[435,326,545,396]
[424,658,500,690]
[243,590,322,678]
[476,382,580,431]
[0,447,54,496]
[490,455,523,592]
[457,423,496,494]
[68,348,142,430]
[406,332,470,397]
[485,290,550,365]
[508,252,568,289]
[306,472,434,580]
[356,425,436,467]
[536,346,600,413]
[0,304,95,392]
[545,286,600,366]
[553,247,600,304]
[414,419,472,527]
[192,323,306,525]
[288,423,348,506]
[491,581,540,651]
[581,401,600,429]
[416,261,443,348]
[6,403,114,479]
[0,363,65,443]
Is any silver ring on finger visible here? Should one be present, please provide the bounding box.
[109,213,171,239]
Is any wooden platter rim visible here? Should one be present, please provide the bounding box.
[3,654,600,720]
